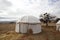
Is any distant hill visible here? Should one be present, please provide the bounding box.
[0,17,17,23]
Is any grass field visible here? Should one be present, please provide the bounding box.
[0,23,15,33]
[0,23,60,40]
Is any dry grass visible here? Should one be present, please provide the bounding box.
[0,28,60,40]
[0,23,60,40]
[0,31,24,40]
[0,30,60,40]
[0,23,16,31]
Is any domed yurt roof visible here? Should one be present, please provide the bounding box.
[20,16,40,23]
[56,20,60,24]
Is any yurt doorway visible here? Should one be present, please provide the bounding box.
[27,24,34,34]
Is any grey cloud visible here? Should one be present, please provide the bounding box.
[2,0,60,18]
[48,0,60,18]
[48,0,60,5]
[0,0,12,11]
[7,8,27,16]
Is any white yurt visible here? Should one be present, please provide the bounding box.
[15,16,41,34]
[56,20,60,31]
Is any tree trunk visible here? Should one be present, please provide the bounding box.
[46,22,48,27]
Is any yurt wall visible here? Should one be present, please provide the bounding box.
[20,23,28,33]
[15,23,20,33]
[28,24,41,34]
[56,20,60,31]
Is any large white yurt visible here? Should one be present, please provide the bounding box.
[56,20,60,31]
[15,16,41,34]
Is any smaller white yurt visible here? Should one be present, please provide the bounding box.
[15,16,41,34]
[56,20,60,31]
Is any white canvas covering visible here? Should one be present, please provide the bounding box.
[56,20,60,24]
[15,23,19,33]
[20,16,40,23]
[56,20,60,31]
[28,24,41,34]
[20,24,28,33]
[15,16,41,34]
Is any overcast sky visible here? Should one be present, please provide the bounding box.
[0,0,60,18]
